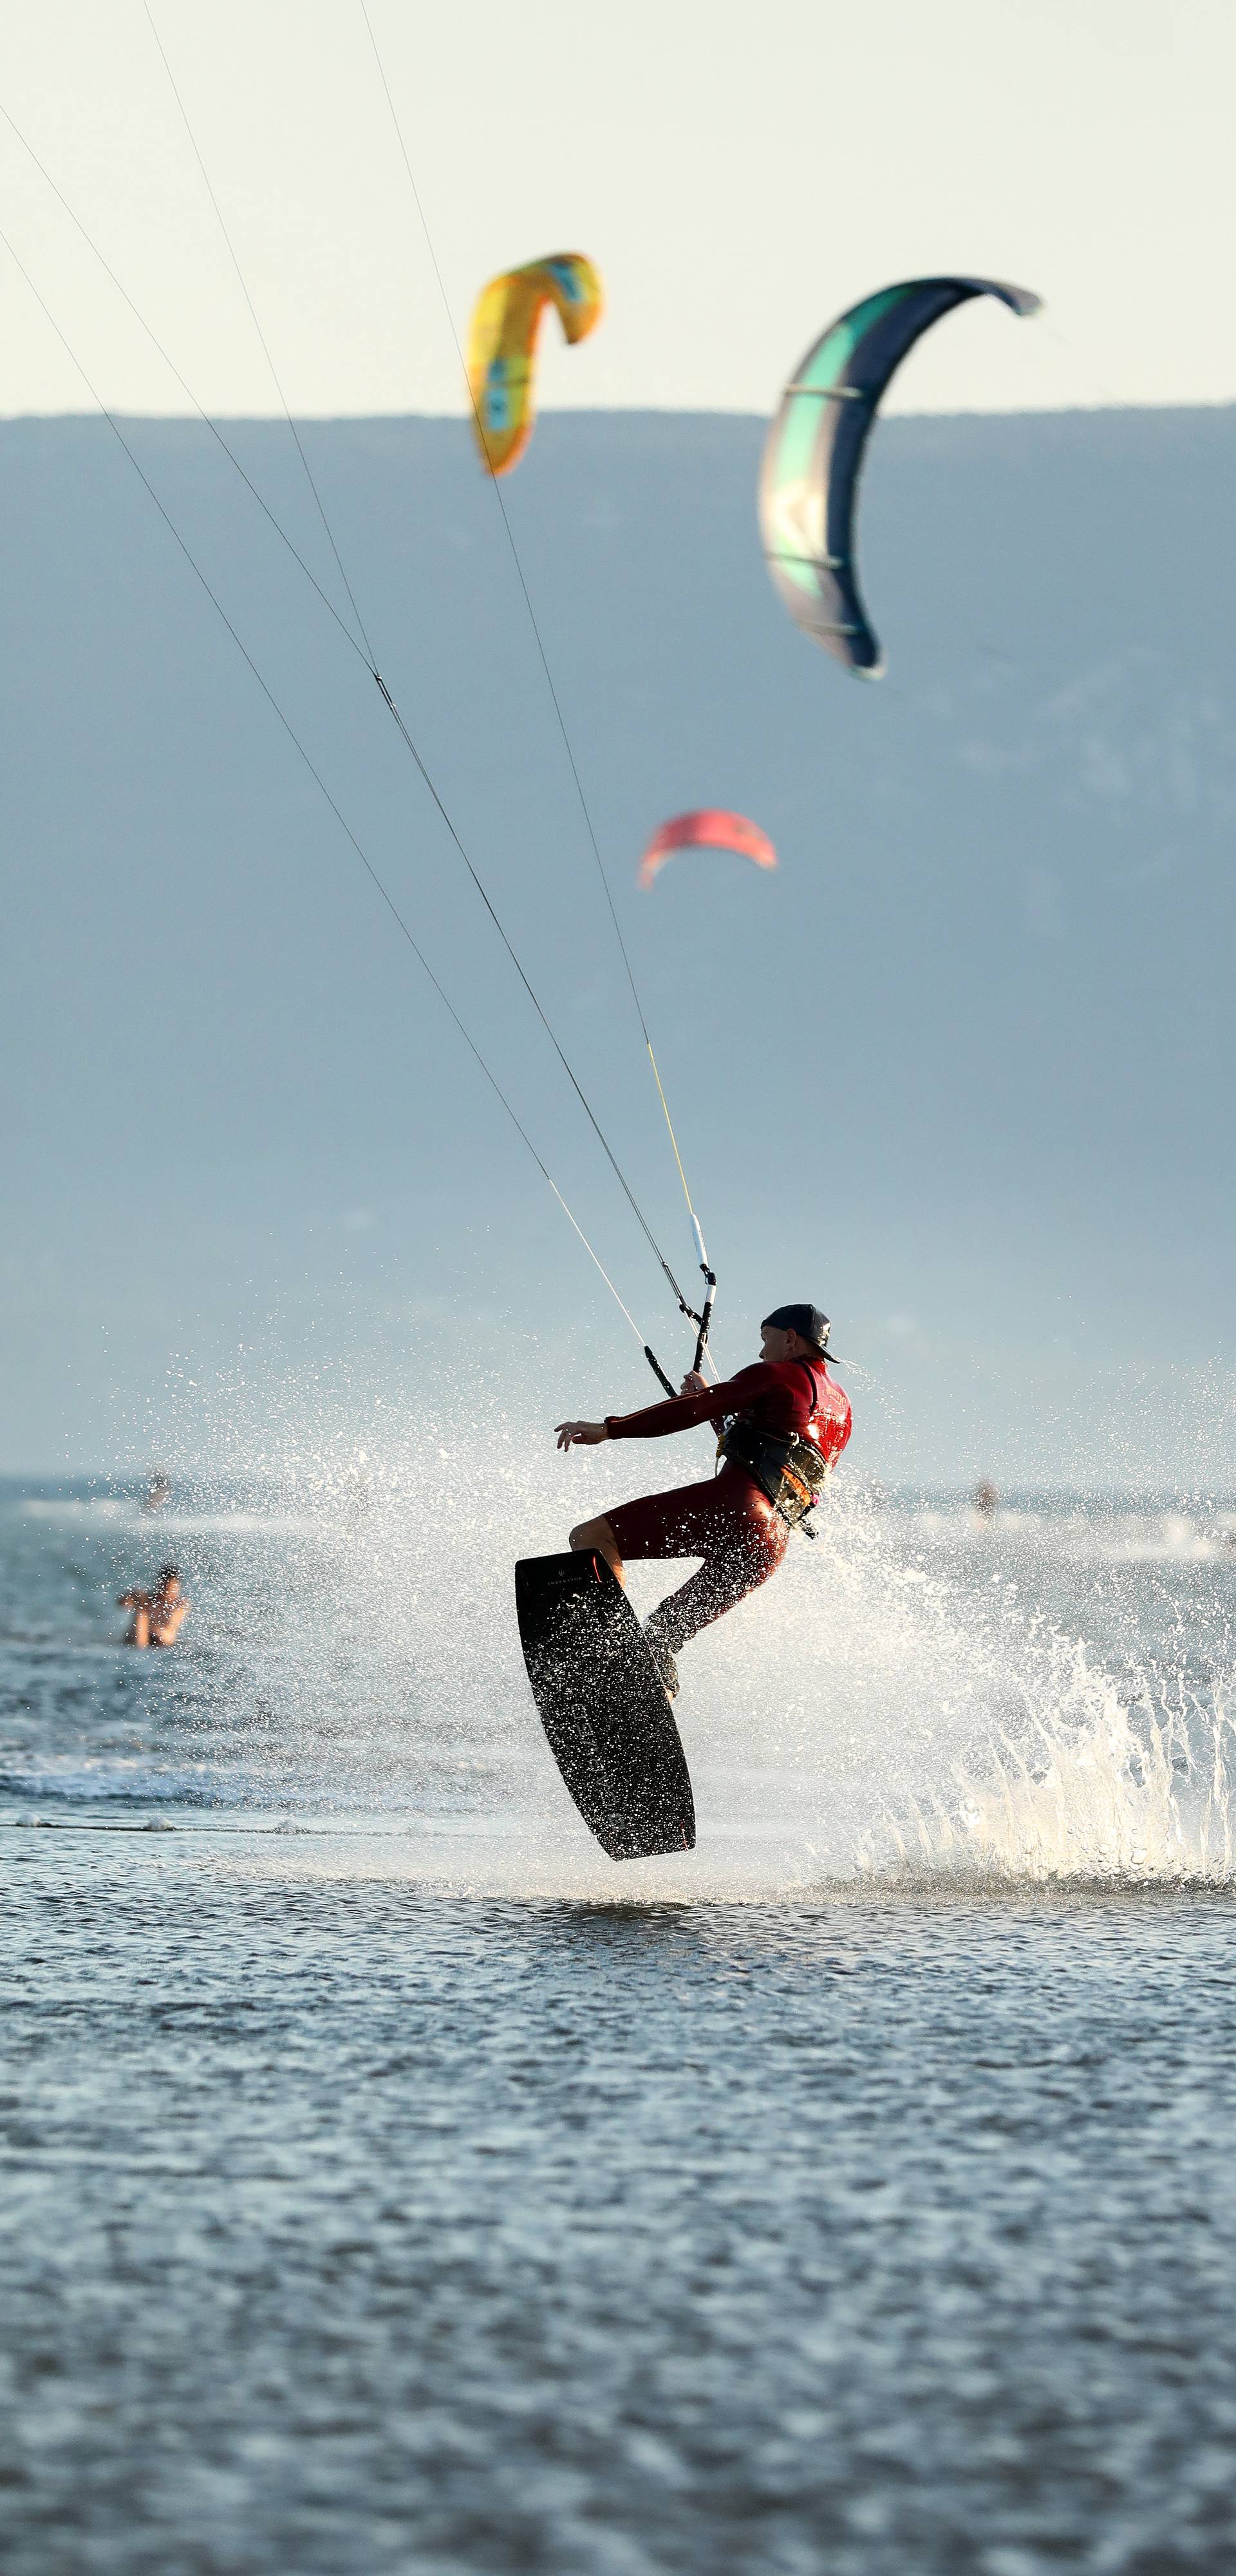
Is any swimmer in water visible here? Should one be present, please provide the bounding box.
[118,1564,191,1649]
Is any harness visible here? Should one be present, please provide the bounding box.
[718,1358,834,1537]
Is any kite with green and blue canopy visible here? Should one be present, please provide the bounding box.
[759,275,1042,678]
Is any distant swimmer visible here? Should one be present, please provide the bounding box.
[556,1303,852,1698]
[974,1479,999,1522]
[118,1564,191,1649]
[142,1470,173,1514]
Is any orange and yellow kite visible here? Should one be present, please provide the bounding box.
[467,253,604,477]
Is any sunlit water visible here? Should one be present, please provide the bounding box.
[5,1462,1236,2570]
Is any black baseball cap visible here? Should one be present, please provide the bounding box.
[762,1303,834,1355]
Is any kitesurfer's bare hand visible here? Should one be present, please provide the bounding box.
[555,1420,610,1451]
[679,1370,707,1397]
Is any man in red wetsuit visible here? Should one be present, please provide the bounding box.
[555,1302,851,1697]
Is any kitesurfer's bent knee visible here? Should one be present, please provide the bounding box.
[603,1470,787,1653]
[569,1514,625,1585]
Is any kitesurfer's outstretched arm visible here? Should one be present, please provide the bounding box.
[558,1366,798,1453]
[556,1367,706,1451]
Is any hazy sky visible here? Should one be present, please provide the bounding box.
[5,402,1235,1476]
[2,0,1233,422]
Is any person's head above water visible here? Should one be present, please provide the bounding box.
[760,1303,832,1365]
[157,1564,181,1593]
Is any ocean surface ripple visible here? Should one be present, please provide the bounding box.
[4,1477,1236,2570]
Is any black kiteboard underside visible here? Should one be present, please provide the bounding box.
[514,1550,696,1862]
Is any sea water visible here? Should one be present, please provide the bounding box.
[4,1461,1236,2571]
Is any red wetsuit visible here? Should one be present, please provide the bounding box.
[600,1358,852,1653]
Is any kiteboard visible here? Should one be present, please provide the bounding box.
[514,1550,696,1862]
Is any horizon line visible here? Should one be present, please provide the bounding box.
[3,396,1236,430]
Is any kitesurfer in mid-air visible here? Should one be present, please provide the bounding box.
[556,1304,851,1697]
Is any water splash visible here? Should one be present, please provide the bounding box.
[12,1338,1236,1898]
[843,1503,1236,1888]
